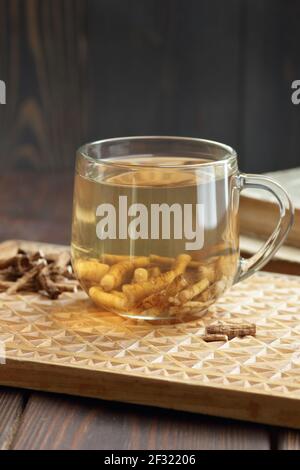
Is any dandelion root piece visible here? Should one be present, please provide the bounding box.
[133,268,148,283]
[195,277,228,303]
[81,252,236,319]
[197,264,216,283]
[150,254,200,269]
[111,290,126,298]
[122,253,189,305]
[181,301,208,308]
[0,256,21,270]
[76,260,109,284]
[100,254,134,265]
[123,270,176,306]
[201,334,228,343]
[206,321,256,339]
[168,276,191,304]
[89,286,128,311]
[166,275,189,297]
[177,278,210,305]
[37,264,61,299]
[214,277,229,295]
[148,266,161,278]
[142,275,188,310]
[196,284,214,303]
[101,257,150,291]
[54,252,71,270]
[0,248,79,299]
[0,280,14,291]
[141,292,163,309]
[7,263,45,295]
[142,307,162,318]
[173,254,191,275]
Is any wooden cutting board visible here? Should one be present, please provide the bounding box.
[1,240,300,429]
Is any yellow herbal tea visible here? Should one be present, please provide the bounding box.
[71,156,239,320]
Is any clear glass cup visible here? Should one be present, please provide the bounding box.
[71,137,294,322]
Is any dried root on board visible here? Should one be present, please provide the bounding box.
[201,321,257,343]
[0,248,79,299]
[205,321,256,340]
[76,251,237,318]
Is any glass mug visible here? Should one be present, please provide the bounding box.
[71,137,294,322]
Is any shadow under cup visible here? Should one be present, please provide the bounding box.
[72,136,294,322]
[71,137,240,321]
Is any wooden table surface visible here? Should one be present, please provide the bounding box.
[0,171,300,450]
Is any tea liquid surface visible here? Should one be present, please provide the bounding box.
[72,156,238,262]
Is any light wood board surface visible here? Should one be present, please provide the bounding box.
[1,241,300,429]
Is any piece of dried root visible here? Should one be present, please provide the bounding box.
[0,248,79,299]
[89,286,128,311]
[101,257,150,291]
[75,259,109,284]
[133,268,149,283]
[201,334,228,343]
[205,321,256,339]
[173,278,210,305]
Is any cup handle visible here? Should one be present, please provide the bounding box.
[235,173,294,284]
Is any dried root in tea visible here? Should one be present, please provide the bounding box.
[75,251,237,320]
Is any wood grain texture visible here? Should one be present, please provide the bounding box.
[87,0,174,138]
[0,172,73,244]
[88,0,241,148]
[1,1,300,172]
[276,430,300,450]
[12,392,270,450]
[0,388,26,450]
[0,0,88,170]
[241,0,300,172]
[164,0,241,147]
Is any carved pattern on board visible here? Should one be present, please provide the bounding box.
[1,271,300,398]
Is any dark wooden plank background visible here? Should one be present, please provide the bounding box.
[0,0,299,172]
[0,0,300,450]
[242,0,300,172]
[0,388,26,450]
[0,0,87,171]
[12,393,270,450]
